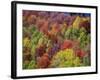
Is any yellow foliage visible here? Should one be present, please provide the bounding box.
[23,37,31,47]
[72,16,83,28]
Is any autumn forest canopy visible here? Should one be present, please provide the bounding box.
[22,10,91,69]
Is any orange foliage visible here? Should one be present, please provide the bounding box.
[61,40,73,50]
[37,53,50,68]
[27,15,37,25]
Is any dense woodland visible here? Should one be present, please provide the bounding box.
[22,10,91,69]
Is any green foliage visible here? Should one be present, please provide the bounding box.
[23,60,36,69]
[82,56,91,66]
[64,27,80,40]
[27,60,36,69]
[78,29,91,49]
[23,61,29,69]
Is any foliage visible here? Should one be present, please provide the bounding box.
[64,27,90,49]
[50,49,82,67]
[22,11,91,69]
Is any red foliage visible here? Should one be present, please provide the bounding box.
[35,44,46,57]
[37,53,50,68]
[35,18,45,29]
[75,49,85,58]
[61,40,73,50]
[39,20,49,35]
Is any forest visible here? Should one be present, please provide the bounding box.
[22,10,91,69]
